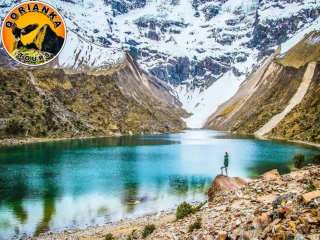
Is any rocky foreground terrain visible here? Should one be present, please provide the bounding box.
[148,166,320,240]
[32,165,320,240]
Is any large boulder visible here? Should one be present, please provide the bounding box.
[208,174,247,202]
[259,169,281,181]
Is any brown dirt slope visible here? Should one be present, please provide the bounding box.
[205,31,320,144]
[204,48,280,130]
[266,63,320,143]
[205,61,305,134]
[255,62,316,136]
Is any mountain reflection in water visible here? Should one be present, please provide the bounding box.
[0,130,318,238]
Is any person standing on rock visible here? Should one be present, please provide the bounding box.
[221,152,229,176]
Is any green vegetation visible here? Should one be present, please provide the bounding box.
[307,180,317,192]
[176,201,207,220]
[188,217,202,233]
[292,153,305,169]
[5,118,25,135]
[192,201,207,213]
[221,101,239,116]
[277,31,320,68]
[266,64,320,144]
[142,224,156,238]
[126,229,138,240]
[0,66,185,141]
[228,64,302,134]
[105,233,116,240]
[311,153,320,165]
[176,201,193,220]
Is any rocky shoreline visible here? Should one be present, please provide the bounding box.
[29,210,177,240]
[0,130,182,146]
[1,134,319,149]
[27,165,320,240]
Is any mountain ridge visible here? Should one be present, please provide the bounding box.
[1,0,319,127]
[0,51,187,143]
[204,30,320,144]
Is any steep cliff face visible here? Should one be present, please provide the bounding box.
[0,52,186,141]
[204,31,320,144]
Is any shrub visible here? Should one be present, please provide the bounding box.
[176,201,193,220]
[311,153,320,165]
[188,217,202,233]
[292,153,305,169]
[176,201,207,220]
[126,229,138,240]
[192,201,207,213]
[105,233,115,240]
[5,119,25,135]
[142,224,156,238]
[307,180,317,192]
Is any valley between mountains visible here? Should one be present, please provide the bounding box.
[0,0,319,145]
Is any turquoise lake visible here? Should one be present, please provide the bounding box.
[0,130,319,238]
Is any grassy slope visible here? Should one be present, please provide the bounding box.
[0,66,185,140]
[277,31,320,68]
[229,64,304,134]
[206,31,320,143]
[266,63,320,143]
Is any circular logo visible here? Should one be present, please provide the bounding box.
[1,1,66,66]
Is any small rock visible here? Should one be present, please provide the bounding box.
[287,221,296,229]
[217,231,228,240]
[307,234,320,240]
[234,218,242,228]
[253,213,272,230]
[274,224,283,233]
[296,224,310,234]
[230,229,250,240]
[294,234,307,240]
[278,206,292,219]
[272,193,296,209]
[273,231,286,240]
[260,218,281,238]
[301,190,320,203]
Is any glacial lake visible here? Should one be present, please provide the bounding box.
[0,130,319,238]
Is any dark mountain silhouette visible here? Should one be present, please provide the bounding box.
[33,24,64,55]
[10,24,64,57]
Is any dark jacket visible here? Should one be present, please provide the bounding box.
[224,155,229,167]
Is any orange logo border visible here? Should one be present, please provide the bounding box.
[1,0,67,66]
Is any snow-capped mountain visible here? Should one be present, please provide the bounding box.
[1,0,319,127]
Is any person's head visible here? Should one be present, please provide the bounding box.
[225,152,228,156]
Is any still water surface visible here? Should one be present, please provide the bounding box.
[0,130,319,238]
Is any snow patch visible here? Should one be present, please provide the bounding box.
[177,71,245,128]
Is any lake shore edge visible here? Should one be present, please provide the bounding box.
[1,131,319,149]
[0,130,183,146]
[28,165,320,240]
